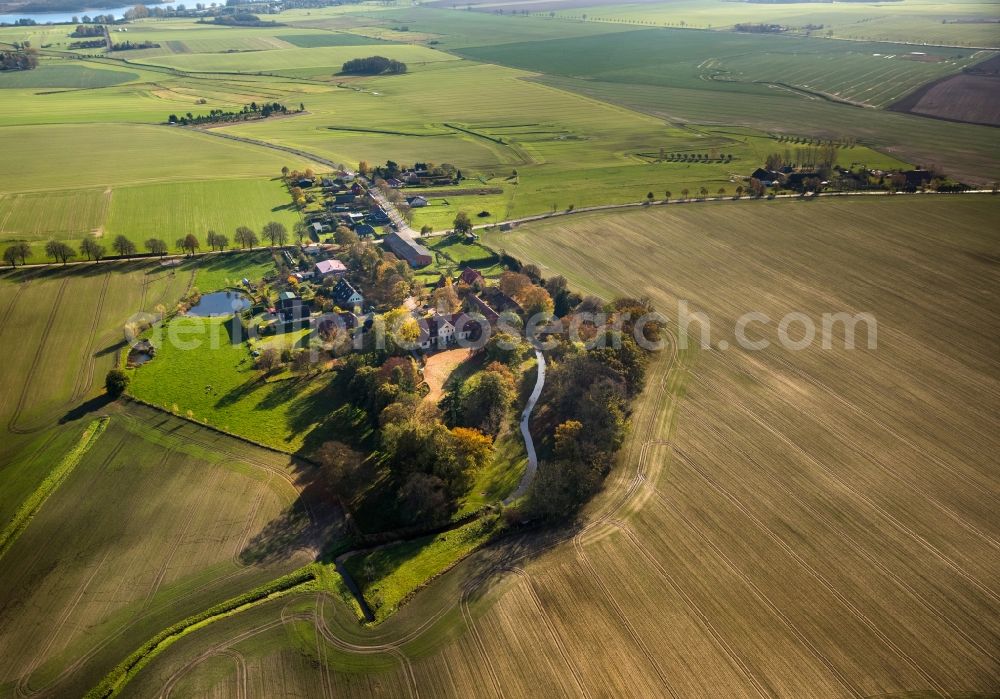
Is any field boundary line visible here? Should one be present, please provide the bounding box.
[0,416,109,563]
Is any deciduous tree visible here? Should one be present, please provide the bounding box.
[112,234,136,259]
[145,238,168,257]
[262,221,287,247]
[234,226,258,249]
[45,240,75,265]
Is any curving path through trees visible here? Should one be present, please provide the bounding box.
[506,349,546,504]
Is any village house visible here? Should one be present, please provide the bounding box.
[314,259,347,278]
[384,231,433,268]
[333,278,364,309]
[459,267,485,288]
[466,294,500,325]
[276,291,307,322]
[418,312,481,350]
[406,195,429,208]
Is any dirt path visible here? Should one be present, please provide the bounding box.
[505,349,545,504]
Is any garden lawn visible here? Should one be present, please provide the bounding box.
[128,315,361,453]
[188,250,278,293]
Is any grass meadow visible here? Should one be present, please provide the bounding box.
[127,315,350,453]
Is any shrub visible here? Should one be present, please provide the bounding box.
[105,369,129,398]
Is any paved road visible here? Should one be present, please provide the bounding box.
[463,189,997,235]
[506,349,546,505]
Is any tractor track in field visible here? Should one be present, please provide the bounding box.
[312,595,419,699]
[505,566,591,698]
[681,369,1000,664]
[459,582,504,698]
[714,351,1000,603]
[645,489,868,698]
[159,618,287,699]
[670,448,951,698]
[7,276,69,434]
[70,270,112,404]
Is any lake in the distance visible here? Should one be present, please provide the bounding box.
[186,291,251,318]
[0,3,162,24]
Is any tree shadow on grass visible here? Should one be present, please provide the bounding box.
[214,376,267,409]
[59,393,114,424]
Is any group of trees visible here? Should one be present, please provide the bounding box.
[111,40,160,51]
[660,152,733,163]
[0,48,38,71]
[340,56,407,75]
[499,270,555,317]
[522,299,660,521]
[2,220,291,267]
[168,102,295,126]
[70,24,104,37]
[331,353,495,524]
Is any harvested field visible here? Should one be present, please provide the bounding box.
[890,72,1000,127]
[123,196,1000,697]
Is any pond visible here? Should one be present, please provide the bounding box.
[186,291,251,317]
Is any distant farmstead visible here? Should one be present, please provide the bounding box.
[384,231,433,268]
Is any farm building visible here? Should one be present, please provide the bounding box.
[466,294,500,325]
[277,291,307,321]
[417,312,481,350]
[406,195,429,208]
[460,267,485,287]
[314,259,347,278]
[333,278,364,309]
[384,231,433,268]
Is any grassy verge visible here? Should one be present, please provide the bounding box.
[0,416,109,561]
[344,514,502,624]
[86,565,319,699]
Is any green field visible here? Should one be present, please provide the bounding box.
[456,27,982,109]
[0,63,138,88]
[105,178,300,245]
[546,0,1000,47]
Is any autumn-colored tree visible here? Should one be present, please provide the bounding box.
[518,285,554,318]
[499,271,532,299]
[432,278,461,313]
[451,426,494,473]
